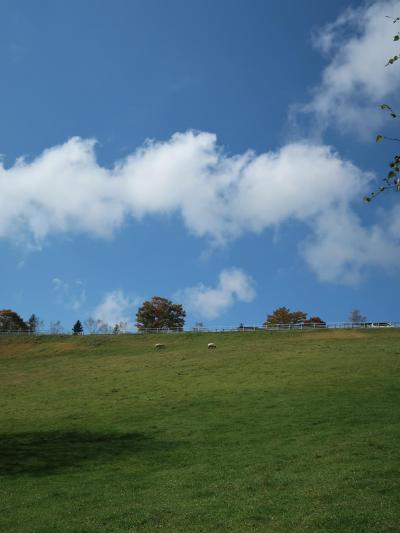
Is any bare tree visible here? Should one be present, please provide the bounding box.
[112,321,128,334]
[348,309,367,323]
[49,320,63,334]
[97,321,111,334]
[84,317,101,334]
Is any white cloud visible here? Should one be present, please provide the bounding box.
[301,207,400,285]
[52,277,86,310]
[4,2,400,286]
[1,138,124,243]
[178,268,256,319]
[297,0,400,136]
[1,130,400,284]
[0,133,367,244]
[93,290,139,327]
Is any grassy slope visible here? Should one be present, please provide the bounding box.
[0,330,399,532]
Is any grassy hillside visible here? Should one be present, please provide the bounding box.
[1,330,399,532]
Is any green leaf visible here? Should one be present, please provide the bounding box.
[394,34,400,41]
[376,135,384,142]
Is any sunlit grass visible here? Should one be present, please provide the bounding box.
[1,330,399,531]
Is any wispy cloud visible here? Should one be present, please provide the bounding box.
[178,268,256,319]
[301,206,400,285]
[295,0,400,137]
[52,277,86,310]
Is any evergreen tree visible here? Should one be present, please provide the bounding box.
[72,320,84,335]
[27,313,42,333]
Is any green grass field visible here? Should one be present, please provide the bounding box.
[1,329,400,532]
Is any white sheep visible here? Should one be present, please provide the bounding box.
[154,343,165,350]
[207,342,216,349]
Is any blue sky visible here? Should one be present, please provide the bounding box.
[1,0,400,331]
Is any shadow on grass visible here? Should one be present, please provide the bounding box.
[0,430,176,477]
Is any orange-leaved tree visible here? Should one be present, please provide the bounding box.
[303,316,326,327]
[0,309,28,332]
[263,307,307,326]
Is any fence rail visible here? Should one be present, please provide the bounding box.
[0,321,399,336]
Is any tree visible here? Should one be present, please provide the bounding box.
[365,16,400,201]
[97,321,111,334]
[84,317,100,334]
[0,310,28,332]
[49,320,63,334]
[264,307,307,326]
[136,296,186,331]
[27,313,43,333]
[84,318,121,334]
[303,316,326,328]
[348,309,367,323]
[72,320,84,335]
[113,321,128,334]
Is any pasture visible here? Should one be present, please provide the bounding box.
[1,329,399,532]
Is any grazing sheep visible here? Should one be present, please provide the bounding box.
[207,342,216,349]
[154,343,165,350]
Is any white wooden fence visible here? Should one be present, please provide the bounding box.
[0,321,398,336]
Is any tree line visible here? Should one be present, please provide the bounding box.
[0,298,369,334]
